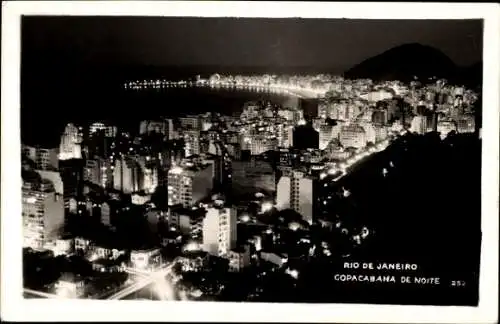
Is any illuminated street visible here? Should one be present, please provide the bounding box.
[107,264,176,300]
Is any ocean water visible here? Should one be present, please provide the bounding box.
[21,86,305,146]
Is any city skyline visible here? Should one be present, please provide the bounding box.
[19,70,483,304]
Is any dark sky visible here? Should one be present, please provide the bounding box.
[22,17,483,72]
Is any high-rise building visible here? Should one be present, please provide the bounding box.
[359,122,376,144]
[59,159,84,209]
[113,156,142,194]
[250,135,277,155]
[456,115,475,134]
[203,152,232,191]
[59,123,82,160]
[278,108,302,123]
[164,118,175,140]
[372,109,388,126]
[167,163,213,208]
[277,148,295,168]
[100,202,111,226]
[276,124,294,148]
[312,118,324,132]
[89,122,118,138]
[437,120,458,139]
[319,124,335,150]
[184,130,201,157]
[86,129,114,159]
[374,125,389,142]
[276,169,316,225]
[35,170,63,195]
[318,101,330,119]
[231,158,275,196]
[22,145,59,170]
[410,115,428,135]
[139,119,174,138]
[202,204,237,257]
[228,245,251,272]
[22,179,65,250]
[143,166,158,194]
[225,143,241,160]
[179,115,201,131]
[339,124,367,149]
[240,102,261,120]
[84,158,104,186]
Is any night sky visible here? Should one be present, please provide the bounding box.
[22,17,483,71]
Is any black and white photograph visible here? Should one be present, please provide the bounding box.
[1,1,499,323]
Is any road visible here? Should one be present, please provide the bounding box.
[23,288,58,299]
[167,81,323,99]
[106,264,175,300]
[321,139,391,185]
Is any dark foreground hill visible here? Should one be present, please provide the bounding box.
[344,43,482,87]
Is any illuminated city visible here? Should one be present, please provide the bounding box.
[20,16,483,306]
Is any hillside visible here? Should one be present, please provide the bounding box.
[344,43,480,86]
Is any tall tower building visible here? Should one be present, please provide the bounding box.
[113,156,142,194]
[184,130,201,157]
[165,118,175,141]
[22,145,59,170]
[22,179,65,250]
[84,157,103,186]
[59,123,82,160]
[276,124,294,148]
[276,169,316,225]
[410,115,428,135]
[179,115,201,131]
[319,124,335,150]
[339,124,367,149]
[58,159,84,209]
[250,135,277,155]
[202,204,237,257]
[143,166,158,194]
[167,163,213,208]
[139,119,174,137]
[89,122,118,138]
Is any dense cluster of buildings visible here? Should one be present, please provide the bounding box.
[22,74,479,300]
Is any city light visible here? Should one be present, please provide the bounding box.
[183,241,201,252]
[152,275,175,301]
[240,214,251,223]
[289,222,301,231]
[169,166,184,175]
[342,188,351,198]
[56,287,72,299]
[361,227,370,239]
[25,197,37,204]
[87,253,99,262]
[285,268,299,280]
[261,202,274,213]
[327,168,337,175]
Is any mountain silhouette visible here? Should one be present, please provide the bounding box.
[343,43,479,85]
